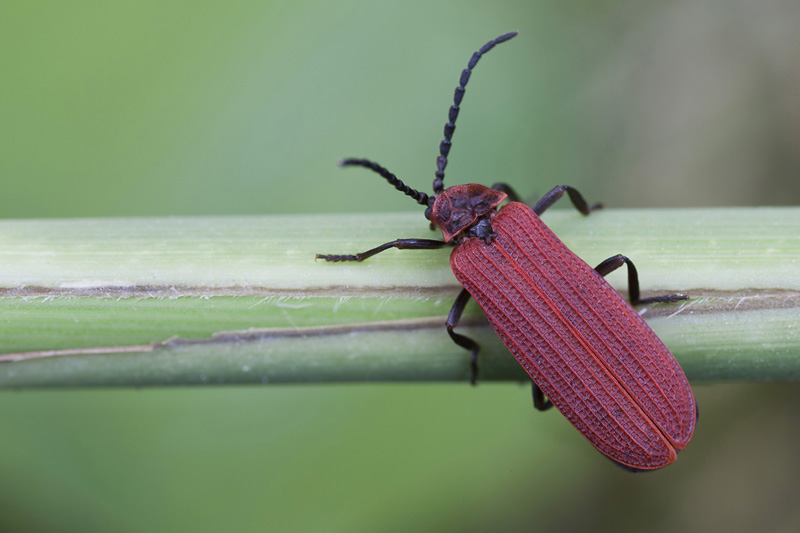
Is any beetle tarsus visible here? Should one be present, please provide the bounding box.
[316,239,447,263]
[316,253,362,263]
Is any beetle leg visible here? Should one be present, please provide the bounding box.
[594,254,688,305]
[446,288,481,385]
[316,238,446,262]
[531,382,553,411]
[533,185,603,216]
[493,183,603,218]
[490,182,522,202]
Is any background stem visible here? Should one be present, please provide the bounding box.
[1,207,798,386]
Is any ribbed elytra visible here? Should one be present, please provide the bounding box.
[316,32,696,471]
[451,203,695,469]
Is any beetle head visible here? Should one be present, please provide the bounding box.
[429,184,507,242]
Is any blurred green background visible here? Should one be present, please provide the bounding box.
[2,1,800,531]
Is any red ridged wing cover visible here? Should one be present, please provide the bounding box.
[450,202,696,469]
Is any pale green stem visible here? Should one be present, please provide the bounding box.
[0,207,798,387]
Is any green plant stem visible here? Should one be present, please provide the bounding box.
[0,207,798,387]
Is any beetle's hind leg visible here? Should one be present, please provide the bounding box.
[446,288,483,385]
[594,254,688,305]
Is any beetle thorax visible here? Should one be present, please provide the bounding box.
[429,184,508,242]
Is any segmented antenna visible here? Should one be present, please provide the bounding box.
[340,158,429,206]
[432,31,518,195]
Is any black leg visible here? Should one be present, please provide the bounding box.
[491,182,522,203]
[594,254,688,305]
[493,182,603,216]
[316,238,446,262]
[446,288,481,385]
[531,382,553,411]
[533,185,602,217]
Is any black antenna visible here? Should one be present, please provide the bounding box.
[432,31,518,195]
[340,158,429,206]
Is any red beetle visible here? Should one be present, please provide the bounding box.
[318,32,696,471]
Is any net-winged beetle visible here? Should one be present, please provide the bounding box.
[317,32,696,471]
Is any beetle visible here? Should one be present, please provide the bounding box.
[317,32,697,471]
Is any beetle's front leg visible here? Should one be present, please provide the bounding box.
[316,238,446,262]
